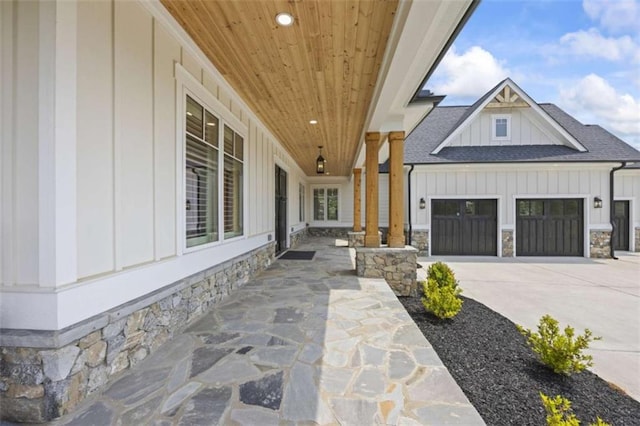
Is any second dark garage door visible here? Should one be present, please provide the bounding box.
[431,199,497,255]
[516,199,583,256]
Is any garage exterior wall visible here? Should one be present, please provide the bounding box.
[408,163,617,257]
[616,169,640,252]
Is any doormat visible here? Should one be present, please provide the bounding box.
[279,250,316,260]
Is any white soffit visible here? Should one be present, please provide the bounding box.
[352,0,474,170]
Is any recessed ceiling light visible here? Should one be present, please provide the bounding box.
[186,112,193,116]
[206,122,216,126]
[309,119,318,124]
[275,12,294,27]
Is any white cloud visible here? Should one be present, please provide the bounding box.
[431,46,511,98]
[559,74,640,148]
[583,0,640,34]
[559,28,639,62]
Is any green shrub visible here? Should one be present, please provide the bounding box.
[421,261,463,319]
[540,392,611,426]
[421,279,463,319]
[517,315,601,375]
[426,261,458,288]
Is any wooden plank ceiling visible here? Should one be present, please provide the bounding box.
[161,0,398,177]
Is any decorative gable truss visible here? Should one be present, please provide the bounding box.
[431,78,587,154]
[486,85,529,108]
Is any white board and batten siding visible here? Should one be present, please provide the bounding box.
[0,0,308,330]
[447,109,568,148]
[410,163,615,234]
[616,169,640,230]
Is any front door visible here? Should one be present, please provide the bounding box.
[275,165,288,255]
[613,201,630,251]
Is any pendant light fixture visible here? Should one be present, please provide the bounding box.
[316,146,325,174]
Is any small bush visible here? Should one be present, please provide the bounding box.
[517,315,601,375]
[421,261,463,319]
[426,261,458,288]
[540,392,611,426]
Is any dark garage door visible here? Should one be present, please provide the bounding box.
[431,199,497,255]
[516,199,583,256]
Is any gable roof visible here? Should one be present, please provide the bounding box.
[430,78,587,154]
[393,93,640,167]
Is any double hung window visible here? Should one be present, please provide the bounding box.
[184,93,244,249]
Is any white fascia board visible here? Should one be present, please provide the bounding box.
[351,0,474,170]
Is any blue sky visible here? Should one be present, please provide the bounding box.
[427,0,640,149]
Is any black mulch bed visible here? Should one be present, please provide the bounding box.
[398,295,640,425]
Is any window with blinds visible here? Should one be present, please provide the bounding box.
[185,95,219,248]
[223,125,244,238]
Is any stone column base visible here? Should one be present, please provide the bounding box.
[348,231,365,248]
[355,246,418,296]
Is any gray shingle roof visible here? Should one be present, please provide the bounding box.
[398,102,640,166]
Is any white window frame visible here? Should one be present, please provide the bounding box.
[175,64,248,255]
[492,114,511,141]
[312,186,340,223]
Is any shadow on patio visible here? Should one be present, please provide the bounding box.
[53,237,483,425]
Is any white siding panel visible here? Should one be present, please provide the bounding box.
[76,0,114,278]
[378,175,389,225]
[248,122,258,235]
[181,49,201,83]
[412,166,612,229]
[202,72,219,99]
[114,2,154,268]
[14,0,40,285]
[153,23,180,260]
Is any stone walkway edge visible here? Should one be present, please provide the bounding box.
[51,237,484,426]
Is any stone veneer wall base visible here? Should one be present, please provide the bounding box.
[289,227,309,249]
[0,242,276,423]
[307,227,351,238]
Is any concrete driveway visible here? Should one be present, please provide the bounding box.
[418,253,640,402]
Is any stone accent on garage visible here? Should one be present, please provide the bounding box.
[590,230,611,258]
[0,242,275,423]
[502,230,514,257]
[411,230,429,255]
[355,246,418,296]
[635,227,640,252]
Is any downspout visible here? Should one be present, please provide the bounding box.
[406,164,415,245]
[609,162,627,259]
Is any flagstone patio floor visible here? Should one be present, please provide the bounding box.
[52,237,484,425]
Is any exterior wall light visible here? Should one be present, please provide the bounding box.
[419,197,426,209]
[594,196,603,209]
[316,146,325,174]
